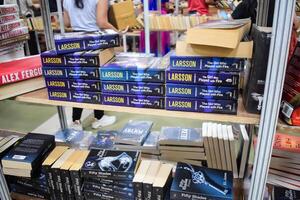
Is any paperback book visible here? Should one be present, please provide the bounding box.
[170,54,244,71]
[116,120,153,146]
[159,127,203,147]
[0,13,19,24]
[89,131,118,149]
[101,81,165,96]
[166,97,238,114]
[45,79,101,91]
[0,26,29,40]
[101,93,165,109]
[166,84,238,100]
[0,5,19,15]
[0,19,25,33]
[81,149,141,180]
[170,163,233,200]
[41,48,115,67]
[48,90,101,103]
[133,160,151,200]
[100,57,166,82]
[54,30,120,54]
[166,70,239,86]
[0,55,42,86]
[42,66,100,79]
[85,177,134,188]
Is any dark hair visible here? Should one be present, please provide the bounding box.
[75,0,84,9]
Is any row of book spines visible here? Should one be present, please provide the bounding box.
[133,182,167,200]
[0,19,25,34]
[0,5,19,16]
[0,13,19,24]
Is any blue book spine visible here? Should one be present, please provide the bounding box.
[48,90,101,103]
[101,81,165,96]
[100,69,127,81]
[55,39,85,54]
[166,70,239,86]
[41,55,65,67]
[165,97,237,114]
[166,84,238,100]
[170,56,244,71]
[45,79,101,91]
[43,66,100,79]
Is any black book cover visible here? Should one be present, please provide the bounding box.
[170,163,233,200]
[61,169,74,199]
[273,186,300,200]
[51,167,64,200]
[85,177,133,188]
[133,181,143,200]
[70,170,84,200]
[81,149,140,180]
[2,133,55,170]
[116,120,153,146]
[9,183,50,199]
[153,172,173,200]
[42,165,56,200]
[84,189,127,200]
[89,131,118,150]
[143,182,153,200]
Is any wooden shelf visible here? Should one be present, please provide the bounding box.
[15,89,260,124]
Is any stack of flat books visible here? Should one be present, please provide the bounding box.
[271,186,300,200]
[158,127,205,167]
[81,149,141,200]
[267,133,300,190]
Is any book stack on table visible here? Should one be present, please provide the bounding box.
[81,149,141,200]
[1,133,55,199]
[100,53,167,109]
[41,30,120,104]
[0,4,29,61]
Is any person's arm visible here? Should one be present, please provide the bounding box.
[63,10,71,28]
[96,0,118,31]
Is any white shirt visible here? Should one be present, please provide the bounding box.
[63,0,100,32]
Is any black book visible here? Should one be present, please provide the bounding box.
[132,160,151,200]
[170,163,233,200]
[81,149,141,180]
[153,164,174,200]
[1,133,55,171]
[115,120,153,146]
[84,177,133,188]
[143,161,161,200]
[272,186,300,200]
[9,183,50,199]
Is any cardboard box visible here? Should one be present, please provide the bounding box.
[186,21,251,49]
[108,0,138,30]
[166,97,237,114]
[176,40,253,59]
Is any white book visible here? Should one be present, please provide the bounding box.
[202,123,213,168]
[222,125,232,171]
[217,124,227,170]
[207,123,217,169]
[213,123,222,169]
[227,125,239,178]
[238,125,250,178]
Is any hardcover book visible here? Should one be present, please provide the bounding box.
[133,160,152,200]
[0,26,29,40]
[0,13,19,24]
[89,130,118,149]
[0,55,42,86]
[170,163,233,200]
[0,19,25,33]
[165,97,238,114]
[166,84,238,100]
[101,81,165,96]
[42,66,100,79]
[45,79,101,91]
[166,70,239,86]
[116,120,153,146]
[54,30,120,54]
[100,57,166,82]
[159,127,203,147]
[81,149,141,180]
[1,133,55,171]
[170,54,244,72]
[101,93,165,109]
[0,4,19,15]
[41,48,115,67]
[47,90,101,104]
[272,186,300,200]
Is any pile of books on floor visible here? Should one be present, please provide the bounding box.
[158,127,205,167]
[114,120,160,159]
[42,30,119,104]
[0,4,29,61]
[2,133,55,199]
[148,13,219,31]
[100,53,167,109]
[81,149,140,200]
[267,133,300,190]
[0,55,44,100]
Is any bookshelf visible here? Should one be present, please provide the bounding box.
[15,88,260,125]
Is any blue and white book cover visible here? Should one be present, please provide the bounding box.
[171,163,233,200]
[45,79,101,91]
[159,127,203,146]
[116,120,153,146]
[43,66,100,79]
[81,149,140,180]
[89,130,118,149]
